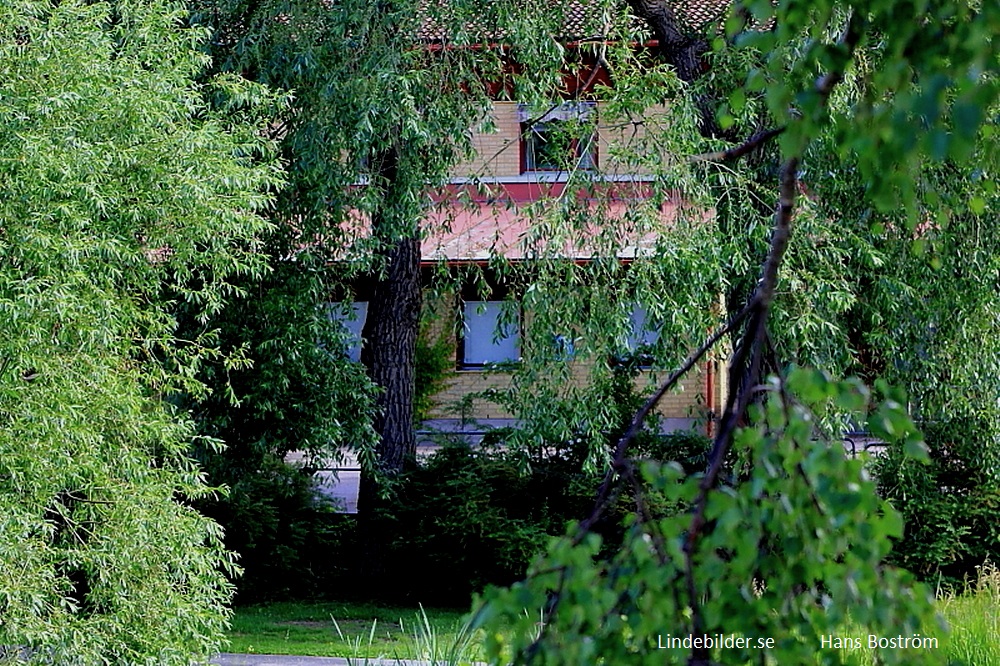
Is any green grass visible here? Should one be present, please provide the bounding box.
[935,563,1000,666]
[227,566,999,664]
[225,601,482,660]
[833,563,1000,666]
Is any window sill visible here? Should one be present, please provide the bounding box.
[455,362,521,373]
[448,173,650,185]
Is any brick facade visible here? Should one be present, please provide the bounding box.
[395,98,724,435]
[418,292,727,434]
[452,101,674,181]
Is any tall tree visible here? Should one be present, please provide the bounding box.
[185,0,575,493]
[189,0,998,610]
[0,0,278,661]
[476,0,999,664]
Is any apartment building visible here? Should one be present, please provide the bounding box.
[335,2,729,437]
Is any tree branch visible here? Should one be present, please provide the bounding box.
[577,297,757,537]
[679,15,867,666]
[689,126,786,164]
[682,155,799,666]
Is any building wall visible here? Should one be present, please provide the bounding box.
[419,293,725,434]
[428,362,719,431]
[452,101,674,182]
[419,95,715,433]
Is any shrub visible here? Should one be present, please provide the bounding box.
[195,457,355,603]
[374,442,580,604]
[873,412,1000,588]
[633,430,714,474]
[370,429,713,604]
[207,428,714,605]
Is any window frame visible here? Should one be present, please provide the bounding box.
[457,299,522,370]
[518,102,598,174]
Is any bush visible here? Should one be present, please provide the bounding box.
[873,412,1000,589]
[372,442,585,604]
[633,429,713,474]
[195,457,356,603]
[205,428,714,605]
[369,430,713,604]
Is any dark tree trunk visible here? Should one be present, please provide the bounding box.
[626,0,708,83]
[358,230,422,489]
[356,147,423,592]
[626,0,738,139]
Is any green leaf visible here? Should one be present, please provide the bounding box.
[730,87,746,113]
[903,434,931,463]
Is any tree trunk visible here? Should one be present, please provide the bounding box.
[358,230,422,487]
[356,146,423,592]
[626,0,736,139]
[626,0,708,83]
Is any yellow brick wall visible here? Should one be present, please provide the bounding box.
[452,102,674,180]
[419,293,724,427]
[597,103,672,178]
[430,98,714,428]
[453,102,522,180]
[426,356,718,426]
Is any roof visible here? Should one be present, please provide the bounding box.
[417,0,731,43]
[337,182,712,264]
[420,201,691,262]
[417,182,711,262]
[337,182,710,263]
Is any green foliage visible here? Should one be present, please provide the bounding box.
[736,0,999,214]
[477,373,942,665]
[377,442,591,605]
[362,429,712,606]
[463,0,998,660]
[194,457,355,603]
[177,262,379,601]
[184,266,378,462]
[189,0,544,243]
[181,5,999,663]
[414,316,456,424]
[874,413,1000,589]
[0,0,278,662]
[485,230,724,461]
[182,0,575,511]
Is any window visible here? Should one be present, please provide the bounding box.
[460,301,520,367]
[328,301,367,362]
[615,304,659,368]
[551,334,576,361]
[627,304,659,352]
[519,102,596,173]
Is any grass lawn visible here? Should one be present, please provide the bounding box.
[934,578,1000,666]
[226,570,998,664]
[225,601,483,660]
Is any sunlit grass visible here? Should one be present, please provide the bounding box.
[225,601,482,661]
[226,569,999,664]
[833,562,1000,666]
[936,562,1000,666]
